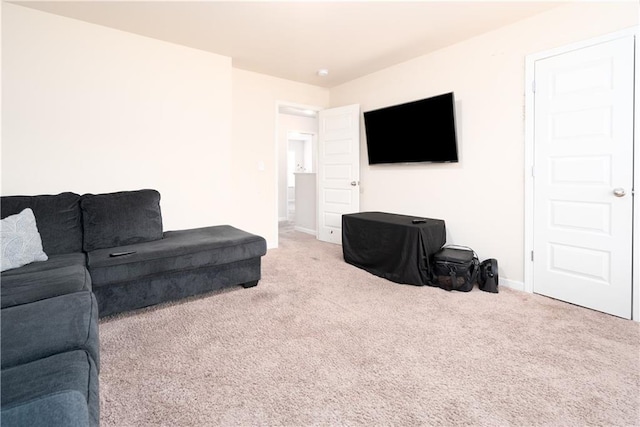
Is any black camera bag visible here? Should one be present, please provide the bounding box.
[479,258,499,293]
[431,246,479,292]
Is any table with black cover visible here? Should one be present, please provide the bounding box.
[342,212,446,286]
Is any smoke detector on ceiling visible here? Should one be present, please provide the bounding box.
[316,68,329,77]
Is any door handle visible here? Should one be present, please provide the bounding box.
[350,181,358,187]
[613,188,626,197]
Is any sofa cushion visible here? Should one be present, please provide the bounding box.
[1,208,48,272]
[81,189,163,252]
[1,192,82,255]
[1,350,99,427]
[1,252,86,276]
[1,263,91,309]
[1,390,90,427]
[87,225,267,287]
[1,291,99,370]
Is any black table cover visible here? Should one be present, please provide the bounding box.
[342,212,446,286]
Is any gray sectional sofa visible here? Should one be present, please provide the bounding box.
[1,189,267,426]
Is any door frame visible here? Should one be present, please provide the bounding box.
[274,101,323,248]
[523,27,638,321]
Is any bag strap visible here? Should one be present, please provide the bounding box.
[469,258,480,285]
[447,269,456,291]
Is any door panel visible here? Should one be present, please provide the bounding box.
[533,37,634,318]
[318,105,360,244]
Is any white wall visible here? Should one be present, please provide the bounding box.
[1,4,329,248]
[2,3,233,231]
[330,2,638,286]
[231,69,328,247]
[3,2,635,262]
[0,2,3,196]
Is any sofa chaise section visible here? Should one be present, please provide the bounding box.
[78,190,267,317]
[88,225,267,317]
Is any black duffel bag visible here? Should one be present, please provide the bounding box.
[431,245,479,292]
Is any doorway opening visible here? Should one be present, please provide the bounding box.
[276,103,320,242]
[286,131,314,221]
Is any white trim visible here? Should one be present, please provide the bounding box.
[294,226,317,235]
[524,50,536,295]
[524,27,638,321]
[277,100,324,114]
[633,30,639,322]
[500,278,525,292]
[526,27,638,64]
[273,102,280,249]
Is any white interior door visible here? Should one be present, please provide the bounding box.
[532,36,634,318]
[318,104,360,244]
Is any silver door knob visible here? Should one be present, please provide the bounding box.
[613,188,626,197]
[350,181,358,186]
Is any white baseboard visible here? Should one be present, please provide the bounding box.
[294,226,316,236]
[500,278,525,292]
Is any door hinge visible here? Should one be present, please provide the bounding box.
[531,250,534,261]
[531,80,536,93]
[531,166,535,178]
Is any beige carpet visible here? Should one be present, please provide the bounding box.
[99,228,640,426]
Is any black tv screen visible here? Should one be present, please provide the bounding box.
[363,92,458,164]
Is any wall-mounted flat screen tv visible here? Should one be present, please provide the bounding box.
[363,92,458,165]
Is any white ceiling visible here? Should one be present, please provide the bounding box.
[13,1,563,88]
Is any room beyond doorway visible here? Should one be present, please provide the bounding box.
[276,103,320,245]
[286,131,314,221]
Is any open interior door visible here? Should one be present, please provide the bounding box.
[317,104,360,244]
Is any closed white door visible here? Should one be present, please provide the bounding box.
[533,36,634,318]
[318,104,360,244]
